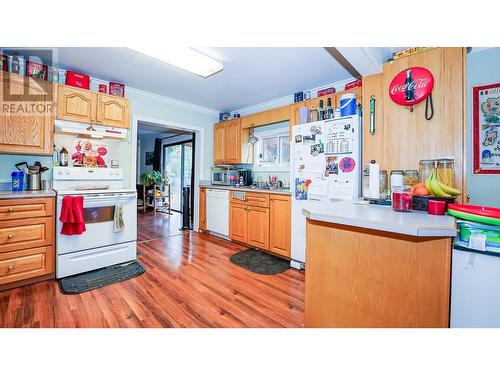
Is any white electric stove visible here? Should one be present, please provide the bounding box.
[53,167,137,278]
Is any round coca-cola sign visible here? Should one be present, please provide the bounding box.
[389,67,434,106]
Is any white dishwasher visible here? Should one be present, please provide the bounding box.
[206,189,229,236]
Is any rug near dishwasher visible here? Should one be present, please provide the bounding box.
[229,248,290,275]
[58,260,146,294]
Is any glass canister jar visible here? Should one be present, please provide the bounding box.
[390,169,404,198]
[437,159,455,187]
[379,170,389,199]
[403,170,419,189]
[392,187,413,212]
[419,159,435,183]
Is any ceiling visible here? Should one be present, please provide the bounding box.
[49,47,396,112]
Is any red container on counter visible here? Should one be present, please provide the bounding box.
[25,60,48,80]
[427,200,446,215]
[66,71,90,89]
[392,190,413,212]
[98,84,107,93]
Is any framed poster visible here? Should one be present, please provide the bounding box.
[473,82,500,174]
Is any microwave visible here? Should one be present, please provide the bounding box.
[211,168,239,185]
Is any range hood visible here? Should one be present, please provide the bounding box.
[55,119,128,140]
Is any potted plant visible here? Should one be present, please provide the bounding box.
[141,170,164,185]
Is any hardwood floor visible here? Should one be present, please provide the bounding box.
[0,211,304,328]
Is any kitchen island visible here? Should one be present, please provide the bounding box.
[302,201,456,328]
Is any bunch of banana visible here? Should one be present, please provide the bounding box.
[424,169,461,198]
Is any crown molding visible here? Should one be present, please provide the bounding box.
[235,77,355,117]
[87,76,220,117]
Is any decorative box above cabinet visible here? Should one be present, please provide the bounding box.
[0,72,54,155]
[56,84,130,129]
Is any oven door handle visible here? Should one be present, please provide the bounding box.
[58,193,137,203]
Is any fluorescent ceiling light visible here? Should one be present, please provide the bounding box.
[130,47,223,78]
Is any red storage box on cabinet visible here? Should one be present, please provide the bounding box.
[65,71,90,89]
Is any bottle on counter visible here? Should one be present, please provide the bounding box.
[318,100,325,121]
[59,146,69,167]
[52,145,59,167]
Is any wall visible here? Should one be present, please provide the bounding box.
[137,134,156,182]
[362,47,466,201]
[466,48,500,207]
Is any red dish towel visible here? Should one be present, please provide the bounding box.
[59,195,86,235]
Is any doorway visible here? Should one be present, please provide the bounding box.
[136,121,195,228]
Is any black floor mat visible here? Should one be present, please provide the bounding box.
[230,248,290,275]
[58,261,146,294]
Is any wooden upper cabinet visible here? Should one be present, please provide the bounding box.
[57,85,97,124]
[199,188,207,231]
[97,94,130,128]
[247,206,270,251]
[290,102,306,126]
[213,122,227,165]
[229,203,248,243]
[56,84,130,128]
[269,195,291,258]
[225,119,241,164]
[0,72,54,155]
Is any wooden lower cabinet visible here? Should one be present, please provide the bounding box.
[229,203,248,243]
[229,191,290,257]
[0,197,55,290]
[199,188,206,230]
[305,219,451,328]
[0,246,54,286]
[247,206,269,250]
[269,195,291,257]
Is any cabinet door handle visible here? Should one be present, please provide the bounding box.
[8,265,13,271]
[7,234,13,239]
[91,118,95,122]
[8,208,13,213]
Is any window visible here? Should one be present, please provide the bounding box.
[254,126,290,171]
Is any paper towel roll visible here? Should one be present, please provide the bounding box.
[369,162,380,199]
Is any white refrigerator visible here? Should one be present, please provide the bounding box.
[290,115,361,268]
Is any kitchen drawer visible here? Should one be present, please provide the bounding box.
[0,198,54,221]
[0,246,54,285]
[245,192,270,208]
[0,217,53,253]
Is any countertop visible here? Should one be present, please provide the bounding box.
[0,190,56,199]
[302,200,457,237]
[200,184,291,196]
